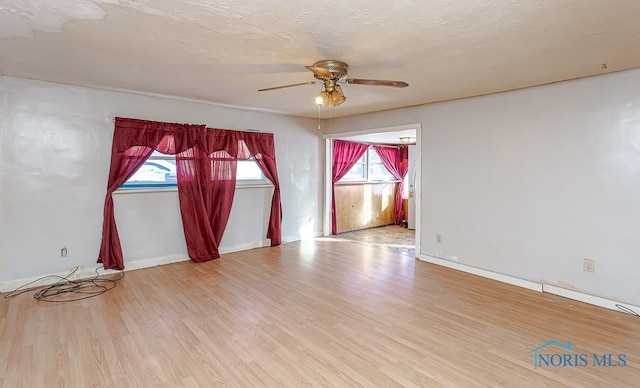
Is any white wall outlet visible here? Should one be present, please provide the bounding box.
[70,265,84,279]
[583,258,595,273]
[435,233,442,244]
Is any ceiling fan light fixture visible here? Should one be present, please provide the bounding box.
[330,85,346,107]
[314,93,326,105]
[315,87,346,107]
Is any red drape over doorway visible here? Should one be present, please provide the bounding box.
[331,140,369,234]
[372,145,409,225]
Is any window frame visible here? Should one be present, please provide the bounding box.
[337,149,368,182]
[119,152,178,190]
[336,146,399,184]
[236,158,272,186]
[117,152,272,192]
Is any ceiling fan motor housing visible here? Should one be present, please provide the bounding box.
[312,60,349,80]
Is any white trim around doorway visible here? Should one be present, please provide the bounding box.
[322,123,422,256]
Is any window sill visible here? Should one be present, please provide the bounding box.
[115,187,178,194]
[335,180,401,186]
[115,183,274,195]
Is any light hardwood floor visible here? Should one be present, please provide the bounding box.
[1,240,639,387]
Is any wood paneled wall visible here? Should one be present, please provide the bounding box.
[402,199,408,222]
[334,182,396,233]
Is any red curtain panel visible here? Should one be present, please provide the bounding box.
[332,140,369,234]
[252,153,282,245]
[176,149,237,262]
[98,145,155,270]
[373,145,409,225]
[217,129,282,246]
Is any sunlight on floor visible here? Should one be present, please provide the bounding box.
[321,225,415,256]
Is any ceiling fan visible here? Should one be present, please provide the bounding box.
[258,60,409,107]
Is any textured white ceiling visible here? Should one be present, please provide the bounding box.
[1,0,640,119]
[0,0,118,38]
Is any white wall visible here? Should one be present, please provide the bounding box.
[327,69,640,306]
[0,77,322,283]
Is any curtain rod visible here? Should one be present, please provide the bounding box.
[333,139,404,148]
[107,116,260,132]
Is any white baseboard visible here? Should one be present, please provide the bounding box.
[125,254,190,270]
[0,269,87,293]
[5,247,639,317]
[542,283,640,315]
[0,254,190,293]
[418,254,542,292]
[417,254,640,316]
[282,232,322,244]
[1,236,296,293]
[218,232,321,253]
[219,240,270,254]
[0,236,315,293]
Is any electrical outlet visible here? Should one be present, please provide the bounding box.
[435,233,442,244]
[61,247,68,257]
[69,265,84,279]
[583,258,595,273]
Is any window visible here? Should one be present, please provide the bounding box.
[122,151,176,189]
[338,146,396,183]
[340,151,367,181]
[237,159,265,181]
[367,147,395,181]
[120,151,267,189]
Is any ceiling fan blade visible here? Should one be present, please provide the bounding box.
[345,78,409,88]
[258,81,316,92]
[305,65,334,79]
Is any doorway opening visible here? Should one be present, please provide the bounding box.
[322,123,422,256]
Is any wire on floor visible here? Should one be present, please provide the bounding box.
[616,304,640,317]
[3,266,124,302]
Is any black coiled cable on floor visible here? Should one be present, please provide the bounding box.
[3,266,124,302]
